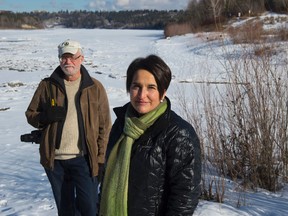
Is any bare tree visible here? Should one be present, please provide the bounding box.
[209,0,223,30]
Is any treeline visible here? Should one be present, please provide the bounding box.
[164,0,288,36]
[1,0,288,33]
[0,10,186,30]
[186,0,288,31]
[0,11,43,29]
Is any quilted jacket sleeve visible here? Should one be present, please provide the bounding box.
[165,124,202,215]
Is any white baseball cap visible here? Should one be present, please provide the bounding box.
[58,39,82,56]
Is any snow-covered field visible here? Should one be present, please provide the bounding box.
[0,27,288,215]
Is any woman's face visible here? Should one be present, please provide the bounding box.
[130,69,165,115]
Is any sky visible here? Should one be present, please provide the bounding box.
[0,0,191,12]
[1,13,288,215]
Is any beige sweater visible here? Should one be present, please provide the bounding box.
[55,76,82,160]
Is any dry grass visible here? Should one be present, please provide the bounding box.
[227,20,265,44]
[164,22,194,38]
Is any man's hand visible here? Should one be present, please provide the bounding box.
[40,106,66,124]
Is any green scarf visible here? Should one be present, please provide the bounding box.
[99,100,167,216]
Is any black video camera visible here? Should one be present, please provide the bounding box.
[20,130,42,144]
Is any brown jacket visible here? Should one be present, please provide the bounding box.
[25,65,111,176]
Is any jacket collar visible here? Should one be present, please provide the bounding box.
[49,65,94,90]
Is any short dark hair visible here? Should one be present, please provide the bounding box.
[126,54,172,98]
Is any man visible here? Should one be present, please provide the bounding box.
[25,39,111,216]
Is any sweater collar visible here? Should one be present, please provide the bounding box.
[50,65,94,90]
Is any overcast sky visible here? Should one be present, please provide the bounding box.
[0,0,191,12]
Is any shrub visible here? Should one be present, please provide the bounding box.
[177,42,288,195]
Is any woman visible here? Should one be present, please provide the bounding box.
[99,54,201,215]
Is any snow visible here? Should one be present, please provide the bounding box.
[0,26,288,215]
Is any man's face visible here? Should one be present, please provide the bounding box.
[59,51,83,80]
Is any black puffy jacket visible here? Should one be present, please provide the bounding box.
[105,97,201,215]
